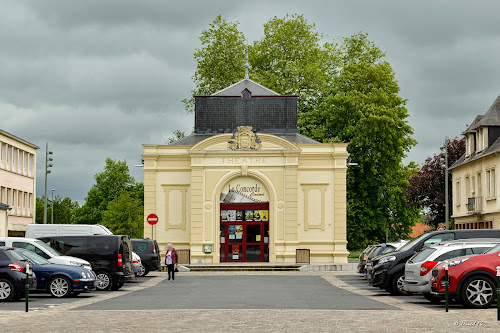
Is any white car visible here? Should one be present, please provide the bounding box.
[0,237,92,270]
[403,238,500,302]
[132,251,142,276]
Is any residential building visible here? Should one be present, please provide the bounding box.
[142,78,349,263]
[0,129,38,236]
[451,95,500,229]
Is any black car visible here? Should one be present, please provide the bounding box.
[40,235,134,291]
[364,243,398,281]
[0,247,37,301]
[357,245,376,274]
[131,238,161,277]
[370,229,500,295]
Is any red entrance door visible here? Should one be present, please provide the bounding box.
[220,203,269,262]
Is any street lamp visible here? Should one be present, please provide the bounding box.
[43,143,54,224]
[440,137,449,230]
[51,189,55,224]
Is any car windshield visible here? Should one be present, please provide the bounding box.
[34,240,62,257]
[484,244,500,254]
[410,247,437,263]
[382,246,396,254]
[17,249,51,265]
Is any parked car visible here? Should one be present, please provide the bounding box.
[370,229,500,295]
[403,239,500,303]
[430,243,500,308]
[26,224,112,238]
[13,248,95,298]
[357,245,376,274]
[0,247,37,301]
[0,237,92,270]
[39,235,134,291]
[365,242,406,282]
[131,238,161,277]
[132,251,142,276]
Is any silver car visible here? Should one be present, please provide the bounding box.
[132,251,142,276]
[403,238,500,302]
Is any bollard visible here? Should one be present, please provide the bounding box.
[444,260,449,313]
[497,266,500,321]
[25,262,32,313]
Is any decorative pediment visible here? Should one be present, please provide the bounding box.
[227,126,262,150]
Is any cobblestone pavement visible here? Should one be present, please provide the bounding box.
[0,271,499,332]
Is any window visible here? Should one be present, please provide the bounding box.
[12,241,50,259]
[89,238,113,255]
[471,176,475,195]
[435,249,462,261]
[486,168,496,198]
[22,151,26,175]
[465,175,470,197]
[17,149,21,173]
[423,233,455,247]
[477,172,482,197]
[27,193,31,216]
[12,148,16,172]
[6,145,10,171]
[17,190,21,215]
[0,142,4,168]
[0,241,4,246]
[455,178,461,205]
[132,242,148,252]
[28,154,32,176]
[53,238,87,256]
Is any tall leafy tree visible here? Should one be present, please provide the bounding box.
[182,14,246,113]
[102,192,144,238]
[406,137,465,228]
[36,195,79,224]
[72,158,137,225]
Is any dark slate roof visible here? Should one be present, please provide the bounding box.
[451,135,500,169]
[0,129,39,149]
[170,132,320,146]
[470,95,500,129]
[463,115,484,133]
[0,202,11,211]
[211,79,281,97]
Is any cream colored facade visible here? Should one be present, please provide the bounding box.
[451,95,500,229]
[142,134,349,264]
[0,129,38,237]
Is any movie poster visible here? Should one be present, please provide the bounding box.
[228,225,236,239]
[253,210,261,221]
[236,210,243,221]
[221,210,228,221]
[235,225,243,239]
[245,210,254,221]
[261,210,268,221]
[228,210,236,221]
[232,245,240,260]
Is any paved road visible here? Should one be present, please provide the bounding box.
[76,275,398,311]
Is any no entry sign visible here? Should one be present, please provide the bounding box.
[147,213,158,225]
[437,226,446,231]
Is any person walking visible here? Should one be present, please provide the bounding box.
[165,243,178,281]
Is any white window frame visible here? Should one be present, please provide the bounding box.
[0,142,4,169]
[6,145,11,171]
[28,154,32,177]
[486,168,496,200]
[455,178,461,206]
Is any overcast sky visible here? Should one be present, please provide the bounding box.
[1,0,500,203]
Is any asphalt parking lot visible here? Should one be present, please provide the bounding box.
[76,275,399,311]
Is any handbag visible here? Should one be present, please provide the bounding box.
[174,267,179,272]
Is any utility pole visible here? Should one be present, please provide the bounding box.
[43,143,53,224]
[444,137,449,230]
[51,189,55,224]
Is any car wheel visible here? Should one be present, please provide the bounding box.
[0,279,15,302]
[111,281,124,291]
[142,265,150,277]
[95,271,113,291]
[460,276,496,309]
[136,264,146,277]
[49,276,72,298]
[423,292,443,304]
[389,272,411,296]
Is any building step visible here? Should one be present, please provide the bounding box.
[161,264,303,272]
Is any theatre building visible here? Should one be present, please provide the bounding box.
[142,78,349,263]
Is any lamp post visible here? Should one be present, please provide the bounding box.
[43,143,54,224]
[441,138,449,230]
[51,189,55,224]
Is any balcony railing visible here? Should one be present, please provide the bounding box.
[467,196,482,213]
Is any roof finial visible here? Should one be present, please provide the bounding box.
[244,44,249,80]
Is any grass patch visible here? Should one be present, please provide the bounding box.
[348,249,362,259]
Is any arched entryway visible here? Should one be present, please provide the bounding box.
[215,174,274,262]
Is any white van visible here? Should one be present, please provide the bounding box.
[25,224,113,238]
[0,237,92,270]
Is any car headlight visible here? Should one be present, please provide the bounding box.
[448,258,470,267]
[378,256,396,265]
[81,272,87,279]
[70,261,83,267]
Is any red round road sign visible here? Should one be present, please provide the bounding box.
[437,226,446,231]
[147,213,158,225]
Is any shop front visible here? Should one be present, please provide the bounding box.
[142,77,350,264]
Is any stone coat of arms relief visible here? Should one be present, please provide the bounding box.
[227,126,262,150]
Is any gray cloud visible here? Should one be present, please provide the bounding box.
[1,0,500,202]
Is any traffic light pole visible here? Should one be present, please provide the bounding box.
[43,143,48,224]
[444,137,449,230]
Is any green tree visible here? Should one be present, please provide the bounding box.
[72,158,137,225]
[101,192,144,238]
[182,14,246,113]
[166,130,187,144]
[36,195,79,224]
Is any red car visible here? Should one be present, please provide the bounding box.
[430,243,500,308]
